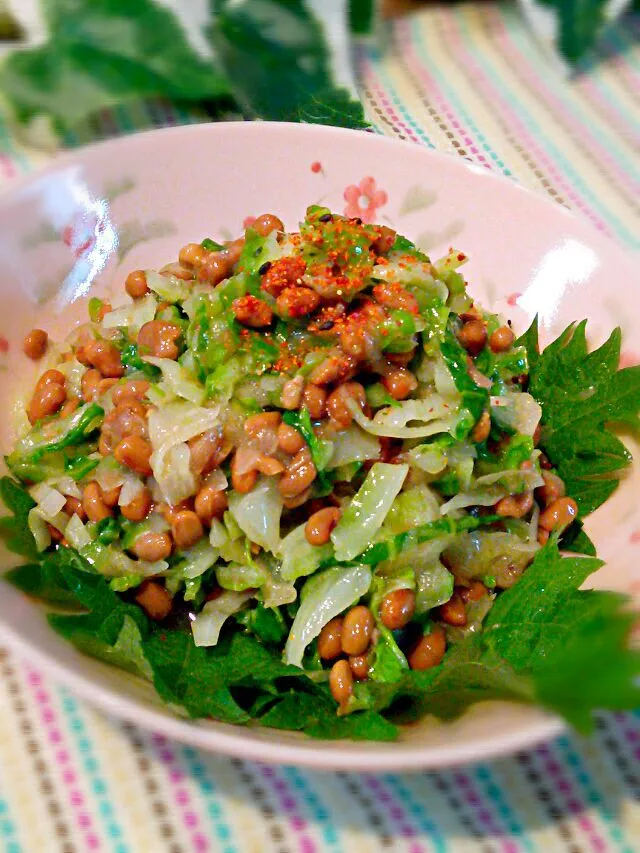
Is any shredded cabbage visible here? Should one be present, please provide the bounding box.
[373,259,445,295]
[434,247,469,273]
[331,463,408,562]
[228,477,283,554]
[415,560,455,612]
[175,539,219,578]
[65,513,92,550]
[284,564,372,668]
[204,468,228,491]
[102,293,157,332]
[279,523,333,581]
[324,425,380,470]
[118,473,145,507]
[28,509,53,552]
[529,500,540,542]
[349,396,460,439]
[444,530,539,588]
[216,511,246,563]
[9,403,103,473]
[57,358,86,400]
[29,483,67,518]
[80,539,168,578]
[191,590,253,647]
[216,561,268,591]
[239,230,284,273]
[209,518,228,548]
[148,401,220,455]
[372,564,415,595]
[380,484,441,535]
[439,468,543,515]
[145,270,192,304]
[235,374,285,408]
[407,443,448,475]
[377,536,454,574]
[454,454,476,491]
[94,456,127,492]
[27,482,69,550]
[262,575,297,608]
[408,438,477,480]
[144,357,206,405]
[43,474,82,499]
[434,354,459,397]
[490,392,542,437]
[181,284,215,321]
[155,443,196,506]
[205,354,254,404]
[145,383,172,409]
[415,352,459,398]
[148,401,220,504]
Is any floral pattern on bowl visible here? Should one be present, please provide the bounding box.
[343,176,389,222]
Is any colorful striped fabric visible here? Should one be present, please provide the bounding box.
[1,651,639,852]
[1,3,640,851]
[358,3,640,252]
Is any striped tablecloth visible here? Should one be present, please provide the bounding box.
[1,3,639,852]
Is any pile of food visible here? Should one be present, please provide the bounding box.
[2,207,638,739]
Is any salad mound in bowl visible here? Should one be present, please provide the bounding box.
[1,204,639,746]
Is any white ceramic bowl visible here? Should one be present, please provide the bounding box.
[0,122,638,771]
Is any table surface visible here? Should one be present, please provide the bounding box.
[0,3,639,852]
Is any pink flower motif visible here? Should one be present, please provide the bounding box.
[507,292,522,307]
[619,351,640,369]
[243,215,257,229]
[629,530,640,544]
[343,177,388,224]
[61,211,104,259]
[0,337,9,355]
[311,161,322,174]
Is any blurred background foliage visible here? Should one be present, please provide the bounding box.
[0,0,636,149]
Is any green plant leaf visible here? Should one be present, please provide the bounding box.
[350,540,639,732]
[143,631,252,722]
[50,613,153,680]
[209,0,367,128]
[0,0,231,132]
[520,318,640,516]
[5,556,86,607]
[0,476,38,560]
[482,540,640,730]
[403,640,536,720]
[348,0,376,35]
[405,540,640,731]
[537,0,609,64]
[235,603,288,646]
[252,682,398,740]
[0,6,23,40]
[560,520,597,556]
[257,691,331,730]
[0,0,371,136]
[306,708,397,741]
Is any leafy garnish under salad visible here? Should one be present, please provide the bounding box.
[2,207,639,740]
